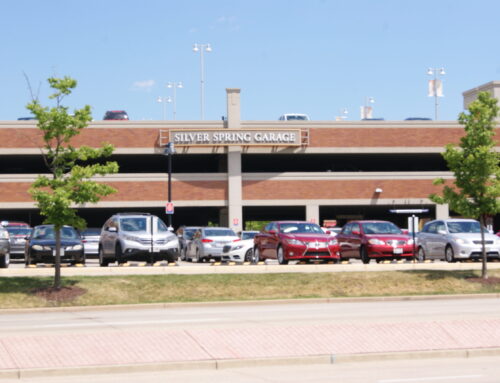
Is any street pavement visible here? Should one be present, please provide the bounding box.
[1,296,500,379]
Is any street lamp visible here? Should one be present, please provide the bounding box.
[361,97,375,119]
[167,82,183,120]
[164,142,176,230]
[156,96,172,120]
[427,67,445,120]
[192,43,212,120]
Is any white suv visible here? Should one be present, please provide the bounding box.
[98,213,179,266]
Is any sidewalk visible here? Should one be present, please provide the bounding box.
[1,316,500,379]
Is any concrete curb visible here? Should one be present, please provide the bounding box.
[1,293,499,314]
[1,348,500,380]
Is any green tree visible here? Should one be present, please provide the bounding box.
[430,91,500,279]
[26,76,119,289]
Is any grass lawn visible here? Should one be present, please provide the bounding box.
[1,269,500,309]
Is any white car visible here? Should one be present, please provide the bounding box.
[221,230,259,263]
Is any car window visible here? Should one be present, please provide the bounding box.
[120,217,147,232]
[241,232,257,240]
[361,222,401,234]
[61,227,79,239]
[82,228,101,236]
[447,221,481,234]
[204,229,236,237]
[157,219,168,232]
[436,222,446,232]
[279,223,323,234]
[6,227,32,236]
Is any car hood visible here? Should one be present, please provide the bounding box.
[365,234,410,240]
[124,231,176,239]
[30,239,81,246]
[448,233,498,241]
[282,233,331,241]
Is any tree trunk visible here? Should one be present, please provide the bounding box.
[54,226,61,289]
[480,215,488,280]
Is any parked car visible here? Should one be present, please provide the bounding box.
[221,230,259,263]
[176,226,202,261]
[0,226,10,268]
[79,227,101,257]
[1,220,30,228]
[103,110,129,120]
[25,225,85,266]
[253,221,340,264]
[336,220,414,264]
[278,114,310,121]
[5,226,32,259]
[186,227,240,263]
[98,213,179,266]
[416,219,500,262]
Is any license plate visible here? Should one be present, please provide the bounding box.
[393,248,403,254]
[153,247,160,253]
[53,249,65,256]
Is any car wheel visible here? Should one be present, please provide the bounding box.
[277,246,289,265]
[116,244,126,265]
[0,253,9,268]
[417,247,426,262]
[244,249,253,262]
[99,247,110,267]
[445,245,455,263]
[252,247,260,264]
[360,246,370,264]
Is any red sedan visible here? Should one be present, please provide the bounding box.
[253,221,340,264]
[336,220,414,264]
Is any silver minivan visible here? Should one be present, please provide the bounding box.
[416,219,500,262]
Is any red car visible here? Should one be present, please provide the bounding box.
[336,220,414,264]
[253,221,340,264]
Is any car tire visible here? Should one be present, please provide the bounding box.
[252,247,260,264]
[0,253,9,268]
[116,244,126,265]
[99,247,110,267]
[445,245,455,263]
[277,246,289,265]
[244,248,253,262]
[417,247,426,262]
[360,246,370,264]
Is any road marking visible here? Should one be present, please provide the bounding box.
[379,375,483,383]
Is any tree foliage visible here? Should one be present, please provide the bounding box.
[26,76,119,287]
[430,91,500,278]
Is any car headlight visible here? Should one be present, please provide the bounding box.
[32,245,44,251]
[232,245,244,251]
[407,239,414,245]
[368,238,385,245]
[328,238,338,246]
[66,244,83,251]
[455,238,468,245]
[124,235,143,243]
[283,238,304,246]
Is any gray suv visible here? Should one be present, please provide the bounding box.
[416,219,500,262]
[98,213,179,266]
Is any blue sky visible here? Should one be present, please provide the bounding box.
[2,0,500,122]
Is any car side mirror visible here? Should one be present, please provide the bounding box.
[352,229,360,235]
[108,227,118,233]
[437,229,447,235]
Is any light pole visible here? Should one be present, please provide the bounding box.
[156,96,172,120]
[427,67,445,120]
[192,43,212,120]
[164,142,175,230]
[167,82,183,120]
[361,97,375,119]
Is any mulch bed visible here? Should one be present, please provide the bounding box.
[466,277,500,286]
[32,286,87,303]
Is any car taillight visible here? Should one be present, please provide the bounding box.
[202,239,213,243]
[233,239,241,242]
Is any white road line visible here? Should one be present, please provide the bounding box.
[379,375,483,383]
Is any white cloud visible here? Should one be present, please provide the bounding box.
[131,80,155,92]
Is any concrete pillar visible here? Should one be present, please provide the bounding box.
[306,204,320,225]
[226,88,243,232]
[435,203,449,220]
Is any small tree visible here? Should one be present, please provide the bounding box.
[430,91,500,279]
[27,76,119,289]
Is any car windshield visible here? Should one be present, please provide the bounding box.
[447,221,481,233]
[287,115,307,120]
[279,223,324,234]
[241,232,257,240]
[33,226,79,240]
[157,219,169,232]
[6,227,32,236]
[120,217,147,232]
[204,229,236,237]
[362,222,402,234]
[81,228,101,236]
